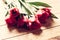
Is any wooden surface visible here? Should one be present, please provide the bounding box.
[0,0,60,40]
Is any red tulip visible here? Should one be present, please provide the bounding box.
[10,7,20,18]
[28,16,41,30]
[36,8,51,23]
[6,7,21,28]
[22,17,29,30]
[5,18,17,27]
[41,8,51,17]
[17,16,29,28]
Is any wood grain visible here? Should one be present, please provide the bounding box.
[0,0,60,40]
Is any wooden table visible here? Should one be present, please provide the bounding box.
[0,0,60,40]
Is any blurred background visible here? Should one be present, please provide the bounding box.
[0,0,60,40]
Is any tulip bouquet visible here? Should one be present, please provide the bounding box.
[3,0,58,31]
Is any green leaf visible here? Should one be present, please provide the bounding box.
[33,6,39,10]
[28,2,51,7]
[20,1,23,8]
[8,4,11,9]
[22,4,32,18]
[21,0,25,2]
[3,0,8,4]
[51,13,58,19]
[5,1,8,4]
[18,0,23,8]
[11,3,15,7]
[18,0,25,2]
[18,0,20,2]
[18,0,32,18]
[5,11,9,16]
[20,13,27,16]
[8,3,15,9]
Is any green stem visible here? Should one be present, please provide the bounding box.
[19,0,32,18]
